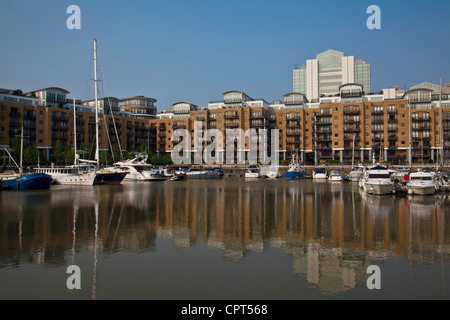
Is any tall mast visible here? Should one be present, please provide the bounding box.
[73,98,77,166]
[19,126,23,176]
[440,74,443,167]
[94,39,99,169]
[408,99,412,169]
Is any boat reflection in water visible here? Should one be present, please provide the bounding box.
[1,179,450,299]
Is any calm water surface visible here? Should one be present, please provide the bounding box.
[1,177,450,300]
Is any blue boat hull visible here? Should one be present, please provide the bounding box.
[285,171,304,179]
[3,173,52,190]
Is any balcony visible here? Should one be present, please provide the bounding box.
[225,123,239,128]
[317,121,332,126]
[173,124,187,130]
[286,121,301,128]
[344,127,360,133]
[225,113,239,119]
[315,113,332,118]
[343,110,360,115]
[343,135,360,141]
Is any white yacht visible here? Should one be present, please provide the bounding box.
[348,165,365,182]
[108,153,154,181]
[313,167,328,180]
[406,171,438,195]
[363,165,395,195]
[245,165,262,178]
[328,169,343,182]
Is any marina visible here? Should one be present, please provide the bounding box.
[1,175,450,300]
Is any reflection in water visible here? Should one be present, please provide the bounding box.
[1,178,450,298]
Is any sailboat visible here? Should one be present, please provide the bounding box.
[33,99,97,185]
[90,39,127,185]
[2,128,52,190]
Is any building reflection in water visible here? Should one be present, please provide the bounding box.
[1,179,450,295]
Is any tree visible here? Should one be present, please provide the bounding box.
[162,154,172,165]
[12,135,21,163]
[81,140,94,160]
[53,140,65,164]
[12,89,23,96]
[150,153,161,165]
[23,144,39,165]
[63,145,75,165]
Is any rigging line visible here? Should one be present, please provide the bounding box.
[92,49,115,165]
[97,48,124,162]
[102,111,116,164]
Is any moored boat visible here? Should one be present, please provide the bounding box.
[94,170,128,185]
[284,154,304,180]
[313,166,328,180]
[348,165,365,182]
[245,165,262,178]
[2,172,52,190]
[406,171,438,195]
[328,169,343,182]
[363,165,395,195]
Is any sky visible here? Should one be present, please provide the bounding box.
[0,0,449,112]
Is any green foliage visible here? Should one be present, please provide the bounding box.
[23,144,39,165]
[52,140,65,164]
[12,136,21,163]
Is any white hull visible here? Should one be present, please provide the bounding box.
[34,168,96,186]
[406,171,437,196]
[349,173,362,182]
[266,172,281,179]
[245,173,261,178]
[123,171,149,181]
[407,185,436,195]
[364,182,394,195]
[313,174,327,179]
[54,172,96,185]
[329,176,343,182]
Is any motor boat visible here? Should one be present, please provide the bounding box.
[406,170,438,195]
[313,167,328,180]
[328,169,343,182]
[245,165,262,178]
[348,165,365,182]
[363,165,395,195]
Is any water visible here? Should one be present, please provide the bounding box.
[1,178,450,300]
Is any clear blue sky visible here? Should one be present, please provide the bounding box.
[0,0,449,111]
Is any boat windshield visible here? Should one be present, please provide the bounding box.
[411,176,433,181]
[315,168,326,173]
[368,173,391,179]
